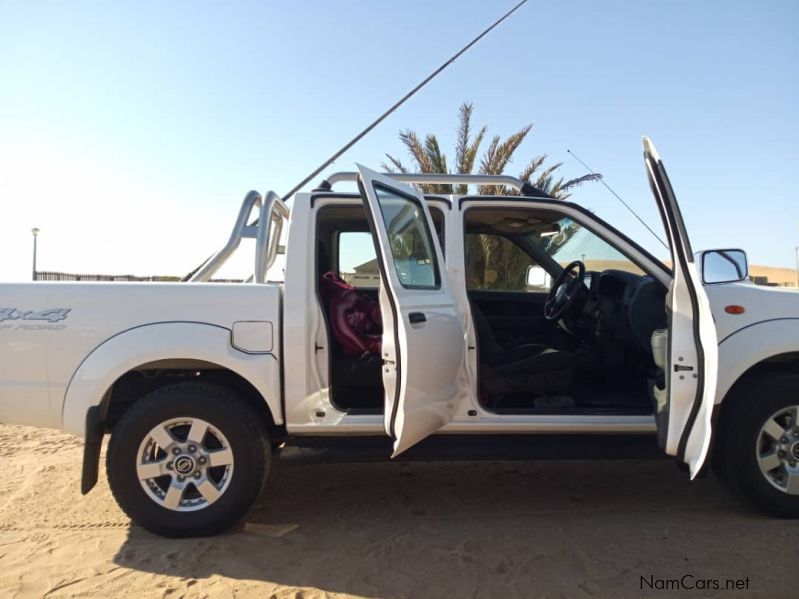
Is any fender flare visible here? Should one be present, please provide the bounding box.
[62,321,283,438]
[716,318,799,404]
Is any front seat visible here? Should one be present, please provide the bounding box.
[470,302,574,395]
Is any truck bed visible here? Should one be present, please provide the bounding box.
[0,282,281,432]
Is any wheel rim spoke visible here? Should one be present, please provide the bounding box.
[758,451,782,473]
[149,424,174,450]
[195,479,221,503]
[788,406,799,428]
[785,471,799,495]
[762,418,786,441]
[187,420,209,445]
[757,404,799,496]
[137,460,167,480]
[163,480,185,509]
[207,447,234,467]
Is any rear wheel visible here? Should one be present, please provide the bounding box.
[107,382,270,537]
[715,373,799,517]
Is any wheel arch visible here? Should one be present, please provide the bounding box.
[63,322,283,439]
[709,319,799,469]
[716,319,799,407]
[715,350,799,420]
[103,360,281,437]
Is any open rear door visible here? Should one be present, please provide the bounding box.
[644,137,718,478]
[356,165,467,456]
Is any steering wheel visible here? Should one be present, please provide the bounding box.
[544,260,586,321]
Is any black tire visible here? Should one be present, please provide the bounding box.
[107,382,270,537]
[714,372,799,517]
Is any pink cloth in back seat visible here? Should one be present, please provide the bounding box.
[319,272,382,356]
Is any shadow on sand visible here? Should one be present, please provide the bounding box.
[111,450,791,598]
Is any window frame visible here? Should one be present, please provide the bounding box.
[369,181,444,291]
[462,202,667,290]
[326,204,447,291]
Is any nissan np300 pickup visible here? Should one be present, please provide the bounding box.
[2,139,799,537]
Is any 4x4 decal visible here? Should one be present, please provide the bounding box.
[0,308,71,323]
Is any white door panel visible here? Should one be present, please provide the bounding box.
[357,165,467,456]
[644,137,718,478]
[391,300,467,455]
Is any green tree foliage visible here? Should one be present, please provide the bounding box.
[383,103,602,290]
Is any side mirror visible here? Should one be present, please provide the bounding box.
[526,265,552,289]
[700,249,748,284]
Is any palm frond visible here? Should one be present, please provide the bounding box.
[382,154,409,174]
[518,154,547,183]
[458,124,487,194]
[424,134,447,174]
[455,102,473,174]
[491,124,533,174]
[477,135,501,194]
[455,103,487,194]
[421,135,451,192]
[477,125,533,195]
[399,130,433,173]
[560,172,602,191]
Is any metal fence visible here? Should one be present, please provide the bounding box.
[34,271,243,283]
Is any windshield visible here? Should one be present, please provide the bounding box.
[530,217,645,276]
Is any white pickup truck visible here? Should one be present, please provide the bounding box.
[2,139,798,537]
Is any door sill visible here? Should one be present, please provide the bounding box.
[282,433,663,463]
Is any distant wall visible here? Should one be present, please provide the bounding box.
[34,271,243,283]
[35,264,797,288]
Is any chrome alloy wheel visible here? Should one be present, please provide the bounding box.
[756,405,799,495]
[136,417,234,512]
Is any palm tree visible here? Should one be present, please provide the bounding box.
[382,102,600,198]
[382,103,602,291]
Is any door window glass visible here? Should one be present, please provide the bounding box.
[337,208,445,289]
[373,184,440,289]
[465,233,547,291]
[464,207,646,294]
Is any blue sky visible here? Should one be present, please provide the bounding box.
[1,0,797,281]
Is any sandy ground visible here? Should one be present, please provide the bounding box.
[0,424,796,598]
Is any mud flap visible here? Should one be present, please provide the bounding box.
[81,406,104,495]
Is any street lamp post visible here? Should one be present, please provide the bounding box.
[795,246,798,289]
[31,228,40,281]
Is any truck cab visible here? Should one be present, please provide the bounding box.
[3,139,799,537]
[284,158,713,470]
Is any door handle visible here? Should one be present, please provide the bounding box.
[408,312,427,324]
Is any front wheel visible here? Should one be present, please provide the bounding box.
[107,382,270,537]
[715,373,799,517]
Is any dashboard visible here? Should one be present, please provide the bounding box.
[584,269,667,351]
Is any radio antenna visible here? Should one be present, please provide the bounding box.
[567,148,668,249]
[280,0,530,201]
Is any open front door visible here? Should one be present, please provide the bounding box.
[356,165,467,456]
[644,137,718,478]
